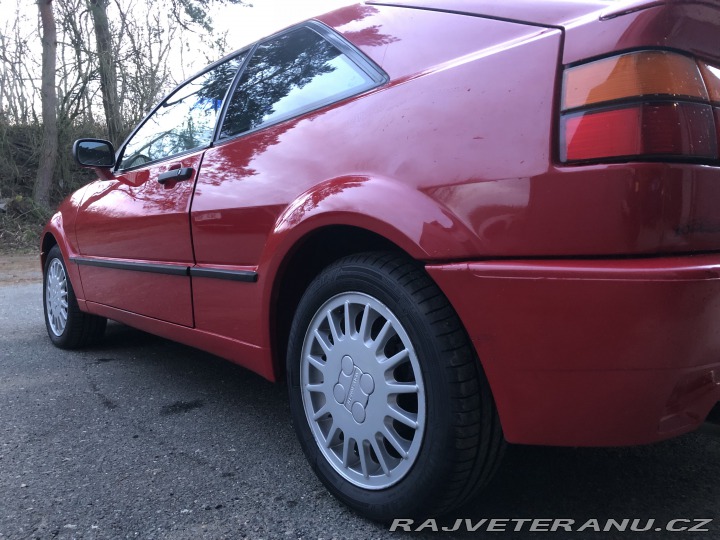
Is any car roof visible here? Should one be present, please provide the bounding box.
[365,0,637,29]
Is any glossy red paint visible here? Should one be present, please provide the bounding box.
[74,152,203,326]
[364,0,611,28]
[427,256,720,446]
[43,1,720,447]
[364,0,720,65]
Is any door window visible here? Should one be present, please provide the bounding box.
[119,55,245,170]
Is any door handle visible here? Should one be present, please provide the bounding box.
[157,167,194,184]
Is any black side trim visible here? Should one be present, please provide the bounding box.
[71,257,189,276]
[71,257,260,282]
[189,267,258,282]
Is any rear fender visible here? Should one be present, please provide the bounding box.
[265,174,481,265]
[256,174,482,348]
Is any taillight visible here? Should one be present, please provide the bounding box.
[699,61,720,102]
[560,50,720,164]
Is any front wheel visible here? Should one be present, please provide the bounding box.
[287,252,504,521]
[43,245,106,349]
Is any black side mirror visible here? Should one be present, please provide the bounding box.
[72,139,116,168]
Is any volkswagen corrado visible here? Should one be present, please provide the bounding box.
[41,0,720,521]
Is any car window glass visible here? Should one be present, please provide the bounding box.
[220,27,374,139]
[119,55,244,169]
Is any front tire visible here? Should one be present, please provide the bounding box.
[43,245,106,349]
[287,252,504,521]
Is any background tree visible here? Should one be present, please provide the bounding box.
[34,0,58,208]
[88,0,122,145]
[0,6,40,124]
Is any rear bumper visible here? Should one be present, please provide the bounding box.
[427,255,720,446]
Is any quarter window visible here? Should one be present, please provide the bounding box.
[220,27,376,139]
[119,55,245,169]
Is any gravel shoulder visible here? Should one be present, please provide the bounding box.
[0,253,41,286]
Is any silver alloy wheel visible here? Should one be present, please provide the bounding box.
[46,258,69,337]
[300,292,426,490]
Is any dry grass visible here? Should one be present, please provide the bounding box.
[0,121,101,254]
[0,196,51,254]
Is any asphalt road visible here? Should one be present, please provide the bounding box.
[1,261,719,539]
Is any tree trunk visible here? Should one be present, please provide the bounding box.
[34,0,58,209]
[88,0,122,144]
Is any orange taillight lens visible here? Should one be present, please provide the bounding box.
[560,50,720,164]
[562,51,708,111]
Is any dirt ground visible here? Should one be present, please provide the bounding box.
[0,253,42,286]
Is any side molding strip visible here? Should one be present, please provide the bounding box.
[70,257,259,282]
[71,257,188,276]
[189,267,258,282]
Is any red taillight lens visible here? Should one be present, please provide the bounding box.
[560,50,720,164]
[561,103,718,162]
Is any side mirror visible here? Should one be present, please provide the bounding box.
[72,139,116,168]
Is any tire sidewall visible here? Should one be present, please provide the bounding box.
[43,246,73,348]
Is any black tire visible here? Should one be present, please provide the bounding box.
[287,252,504,521]
[43,245,107,349]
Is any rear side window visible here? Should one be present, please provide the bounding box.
[219,26,378,139]
[119,55,244,170]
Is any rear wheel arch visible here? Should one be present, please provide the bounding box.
[269,225,403,381]
[263,175,480,382]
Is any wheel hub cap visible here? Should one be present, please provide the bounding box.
[334,355,375,423]
[300,292,426,490]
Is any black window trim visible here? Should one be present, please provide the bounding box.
[210,42,259,144]
[213,20,389,146]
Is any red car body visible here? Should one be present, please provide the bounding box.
[44,0,720,454]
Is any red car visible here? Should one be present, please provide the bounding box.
[42,0,720,521]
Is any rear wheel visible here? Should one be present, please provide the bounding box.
[287,252,504,521]
[43,245,106,349]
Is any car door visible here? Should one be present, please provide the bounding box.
[74,54,245,326]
